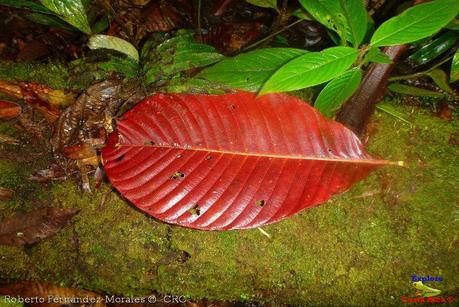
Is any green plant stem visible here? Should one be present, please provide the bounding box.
[241,19,303,52]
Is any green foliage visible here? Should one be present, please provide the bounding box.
[375,102,411,125]
[142,31,223,86]
[298,0,367,47]
[246,0,277,10]
[89,35,139,62]
[98,56,140,78]
[426,69,455,94]
[197,48,306,91]
[362,47,392,65]
[337,0,368,47]
[408,31,458,66]
[259,47,358,94]
[314,68,362,117]
[24,12,75,31]
[370,0,459,47]
[451,50,459,83]
[388,83,446,98]
[39,0,92,34]
[0,0,53,14]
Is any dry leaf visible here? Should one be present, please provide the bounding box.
[0,207,79,246]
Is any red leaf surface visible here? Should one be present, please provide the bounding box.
[102,92,392,230]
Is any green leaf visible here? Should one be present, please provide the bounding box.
[426,69,455,94]
[370,0,459,47]
[246,0,277,10]
[298,0,348,43]
[260,46,359,95]
[143,31,223,85]
[451,50,459,83]
[196,48,307,91]
[314,68,362,117]
[338,0,368,47]
[40,0,92,34]
[376,102,411,125]
[388,83,445,98]
[0,0,53,14]
[299,0,367,46]
[89,35,139,62]
[446,17,459,31]
[362,47,392,64]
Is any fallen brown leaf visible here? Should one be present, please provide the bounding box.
[0,207,79,246]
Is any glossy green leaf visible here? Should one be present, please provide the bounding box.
[197,48,306,91]
[370,0,459,47]
[315,68,362,117]
[246,0,277,10]
[451,50,459,83]
[143,31,223,85]
[89,35,139,62]
[388,83,445,98]
[40,0,91,34]
[363,47,392,64]
[0,0,52,14]
[338,0,368,47]
[260,46,359,95]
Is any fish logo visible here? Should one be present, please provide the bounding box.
[412,281,441,297]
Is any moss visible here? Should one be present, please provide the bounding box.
[0,60,108,90]
[0,106,457,305]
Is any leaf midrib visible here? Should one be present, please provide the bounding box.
[116,143,392,165]
[371,2,450,46]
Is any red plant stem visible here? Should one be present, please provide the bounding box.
[336,0,429,136]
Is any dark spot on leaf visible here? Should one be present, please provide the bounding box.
[115,154,125,162]
[171,171,185,179]
[144,140,155,146]
[229,104,237,110]
[188,204,201,216]
[256,200,265,207]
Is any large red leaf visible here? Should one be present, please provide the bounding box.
[102,92,392,230]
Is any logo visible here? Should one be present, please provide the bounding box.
[400,275,456,304]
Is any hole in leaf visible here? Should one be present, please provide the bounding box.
[188,204,201,216]
[115,154,125,162]
[171,171,185,179]
[177,154,183,158]
[256,200,265,207]
[205,155,212,160]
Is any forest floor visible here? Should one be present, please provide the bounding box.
[0,62,458,306]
